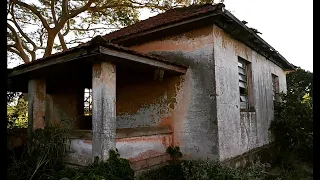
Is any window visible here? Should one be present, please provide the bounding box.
[238,57,252,110]
[84,88,92,116]
[272,74,279,102]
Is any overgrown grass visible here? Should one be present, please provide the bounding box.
[7,126,134,180]
[137,159,312,180]
[51,151,134,180]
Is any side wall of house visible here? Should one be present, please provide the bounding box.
[213,25,287,161]
[130,26,219,160]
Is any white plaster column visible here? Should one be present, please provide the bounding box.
[28,79,46,134]
[92,62,116,161]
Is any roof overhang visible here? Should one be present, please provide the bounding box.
[7,36,188,92]
[8,37,187,79]
[109,7,294,71]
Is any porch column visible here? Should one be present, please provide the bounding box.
[28,79,46,135]
[92,62,116,161]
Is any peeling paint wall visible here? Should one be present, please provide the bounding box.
[116,72,180,128]
[117,134,172,161]
[130,26,219,161]
[68,133,172,168]
[213,25,287,161]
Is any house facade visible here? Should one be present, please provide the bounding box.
[7,3,294,170]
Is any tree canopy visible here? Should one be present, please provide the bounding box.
[7,0,214,65]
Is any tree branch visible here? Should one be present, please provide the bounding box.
[13,0,50,30]
[7,23,30,63]
[58,32,68,51]
[10,5,37,52]
[70,27,119,31]
[39,28,45,47]
[88,2,171,12]
[51,0,58,24]
[62,20,70,36]
[61,0,69,18]
[8,46,21,57]
[65,0,94,20]
[21,41,36,60]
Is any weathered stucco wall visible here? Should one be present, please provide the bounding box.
[116,72,180,128]
[130,26,219,160]
[67,127,172,170]
[213,25,287,161]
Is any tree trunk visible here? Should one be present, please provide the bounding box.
[43,32,57,58]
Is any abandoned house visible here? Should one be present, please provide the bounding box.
[7,3,294,170]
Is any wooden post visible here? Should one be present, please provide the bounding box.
[92,62,116,161]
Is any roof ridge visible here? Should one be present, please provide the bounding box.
[103,3,224,41]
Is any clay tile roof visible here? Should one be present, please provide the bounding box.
[103,3,225,41]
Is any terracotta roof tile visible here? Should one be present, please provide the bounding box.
[103,3,224,41]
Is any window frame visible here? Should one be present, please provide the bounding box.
[271,74,280,102]
[238,57,254,111]
[84,88,92,116]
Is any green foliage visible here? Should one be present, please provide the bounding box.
[270,67,313,163]
[7,94,28,129]
[166,146,182,161]
[53,150,134,180]
[138,160,273,180]
[286,67,313,100]
[7,126,69,180]
[181,160,271,180]
[137,161,184,180]
[7,126,134,180]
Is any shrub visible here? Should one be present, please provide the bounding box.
[7,126,69,180]
[7,127,134,180]
[52,150,134,180]
[270,78,313,163]
[138,160,272,180]
[181,160,271,180]
[269,67,313,172]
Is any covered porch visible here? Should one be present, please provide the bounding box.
[8,36,187,169]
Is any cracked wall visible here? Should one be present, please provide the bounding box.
[213,25,287,161]
[116,71,180,129]
[130,26,219,161]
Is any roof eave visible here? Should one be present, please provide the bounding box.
[110,7,294,71]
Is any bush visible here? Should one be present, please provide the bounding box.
[7,127,134,180]
[138,160,272,180]
[52,150,134,180]
[181,160,271,180]
[270,68,313,163]
[137,161,184,180]
[7,126,69,180]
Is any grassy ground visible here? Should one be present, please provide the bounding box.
[136,160,313,180]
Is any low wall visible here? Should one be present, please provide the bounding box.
[221,143,278,168]
[66,126,173,170]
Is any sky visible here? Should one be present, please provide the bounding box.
[8,0,313,72]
